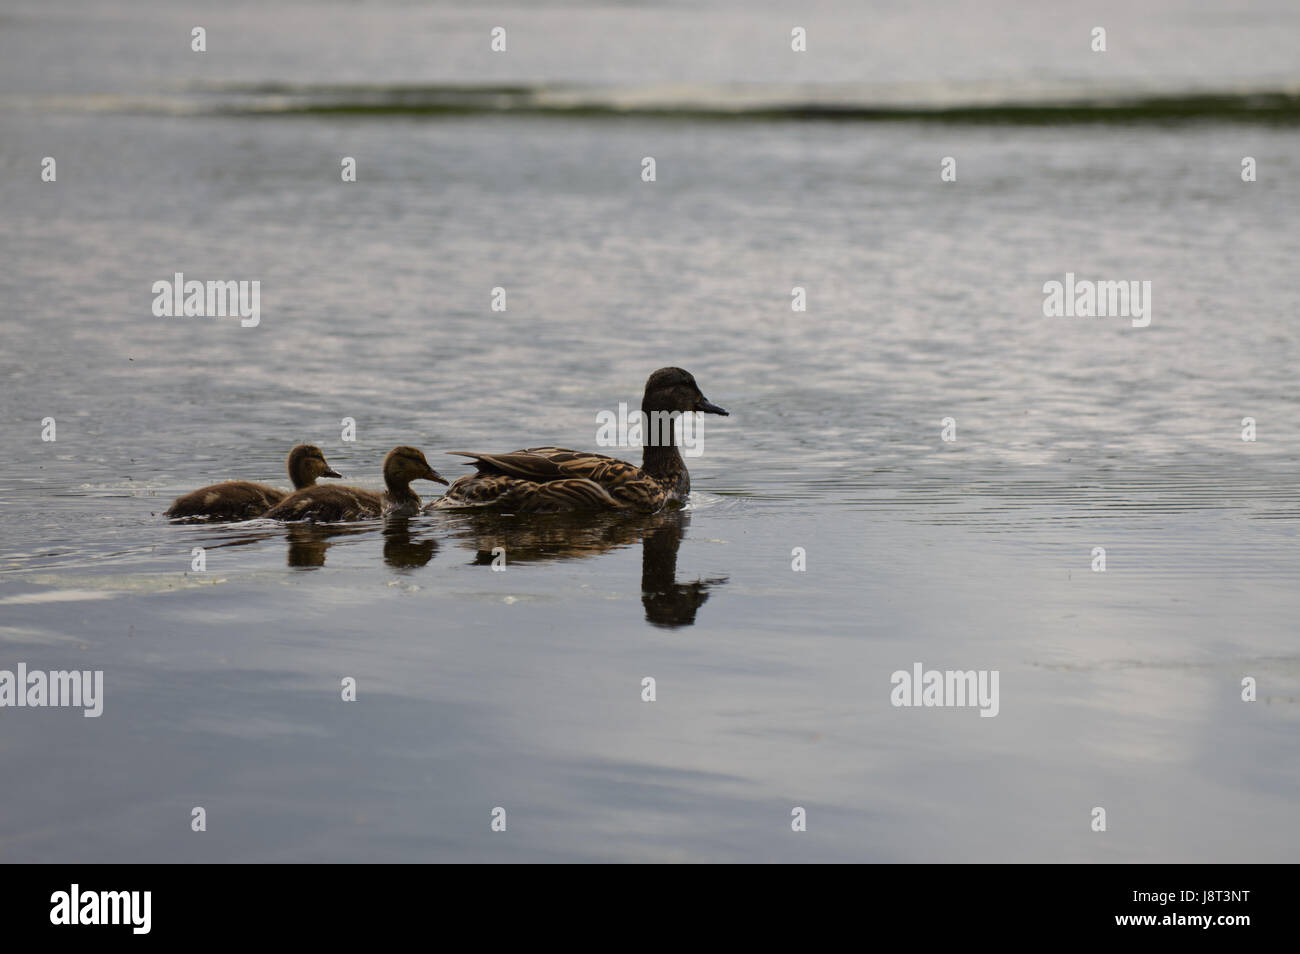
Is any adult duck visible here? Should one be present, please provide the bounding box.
[430,368,728,514]
[164,444,341,521]
[263,445,446,521]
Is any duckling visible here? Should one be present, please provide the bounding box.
[262,446,447,521]
[165,444,341,521]
[430,367,728,514]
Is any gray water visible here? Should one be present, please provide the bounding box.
[2,0,1299,862]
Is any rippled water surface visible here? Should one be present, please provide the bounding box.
[2,0,1299,862]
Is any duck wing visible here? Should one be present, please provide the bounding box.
[263,485,383,522]
[165,480,286,521]
[440,448,667,513]
[448,447,636,484]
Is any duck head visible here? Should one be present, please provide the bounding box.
[642,367,729,417]
[383,445,449,490]
[287,444,343,489]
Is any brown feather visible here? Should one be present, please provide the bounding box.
[165,444,340,521]
[431,369,727,515]
[263,445,441,521]
[165,481,286,521]
[433,449,669,514]
[262,485,384,522]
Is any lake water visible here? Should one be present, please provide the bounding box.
[2,0,1299,862]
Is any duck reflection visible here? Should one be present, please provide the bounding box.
[441,509,727,627]
[639,515,727,628]
[284,523,370,567]
[382,518,438,569]
[185,510,718,624]
[280,522,437,569]
[186,526,282,554]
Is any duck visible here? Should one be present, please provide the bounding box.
[429,367,728,514]
[262,446,447,521]
[164,444,341,521]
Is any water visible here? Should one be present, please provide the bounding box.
[1,0,1298,862]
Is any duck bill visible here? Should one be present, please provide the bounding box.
[425,468,450,486]
[695,398,729,416]
[323,467,343,479]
